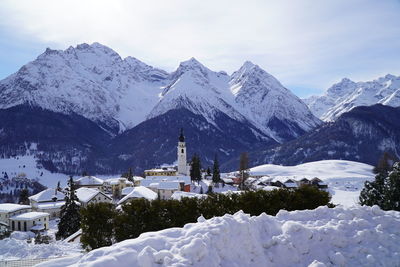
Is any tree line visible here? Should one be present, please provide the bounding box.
[80,185,331,250]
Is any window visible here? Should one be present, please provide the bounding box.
[181,149,184,153]
[18,221,21,231]
[24,222,27,231]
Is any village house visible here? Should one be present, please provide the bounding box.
[102,177,134,196]
[117,186,158,205]
[0,203,31,229]
[75,187,112,208]
[144,167,177,177]
[29,188,65,219]
[74,176,104,190]
[9,211,49,232]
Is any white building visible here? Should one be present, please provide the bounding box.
[102,177,134,196]
[117,186,158,205]
[75,187,112,208]
[177,129,191,176]
[0,204,31,229]
[75,176,104,190]
[29,188,65,219]
[9,211,49,232]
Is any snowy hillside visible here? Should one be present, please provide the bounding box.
[249,160,375,206]
[38,206,400,267]
[305,74,400,121]
[0,155,69,188]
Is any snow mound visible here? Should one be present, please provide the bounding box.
[38,205,400,267]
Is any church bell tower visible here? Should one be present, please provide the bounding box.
[177,128,187,176]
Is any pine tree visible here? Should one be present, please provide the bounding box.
[56,176,81,239]
[212,154,221,184]
[360,161,400,211]
[199,186,204,194]
[238,152,250,190]
[18,188,30,205]
[190,154,202,183]
[127,168,134,182]
[206,167,211,177]
[206,185,213,194]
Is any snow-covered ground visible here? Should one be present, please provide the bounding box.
[248,160,375,207]
[0,219,82,260]
[38,205,400,267]
[0,155,69,188]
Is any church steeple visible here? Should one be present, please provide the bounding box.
[177,128,188,176]
[179,128,185,142]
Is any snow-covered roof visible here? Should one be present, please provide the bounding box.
[261,186,281,191]
[0,203,31,213]
[222,178,234,183]
[158,181,181,190]
[122,187,135,196]
[29,188,65,202]
[37,201,65,210]
[143,176,191,185]
[76,187,110,203]
[145,168,176,173]
[118,186,157,205]
[75,176,104,185]
[284,182,298,188]
[171,191,205,200]
[30,225,45,231]
[10,212,49,221]
[133,176,144,181]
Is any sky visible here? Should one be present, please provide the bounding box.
[0,0,399,97]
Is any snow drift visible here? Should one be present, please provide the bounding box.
[39,205,400,267]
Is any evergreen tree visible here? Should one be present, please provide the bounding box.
[206,185,213,194]
[122,168,134,182]
[199,186,204,194]
[212,154,221,184]
[206,167,211,177]
[56,176,81,239]
[238,152,250,190]
[190,154,202,183]
[373,152,398,175]
[18,188,29,205]
[360,161,400,211]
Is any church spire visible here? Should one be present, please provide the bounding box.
[179,128,185,142]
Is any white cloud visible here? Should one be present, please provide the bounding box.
[0,0,399,96]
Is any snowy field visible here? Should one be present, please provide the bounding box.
[38,205,400,267]
[249,160,375,207]
[0,155,69,187]
[0,220,82,261]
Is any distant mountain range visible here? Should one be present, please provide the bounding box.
[0,42,398,174]
[246,104,400,168]
[304,74,400,121]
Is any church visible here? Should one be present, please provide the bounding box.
[144,129,191,177]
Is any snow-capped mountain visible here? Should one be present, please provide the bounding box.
[0,43,169,133]
[231,61,321,142]
[0,43,320,142]
[305,74,400,121]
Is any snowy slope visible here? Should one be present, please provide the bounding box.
[38,206,400,267]
[0,43,169,132]
[305,74,400,121]
[0,155,69,188]
[249,160,375,206]
[231,62,321,141]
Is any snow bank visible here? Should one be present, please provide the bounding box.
[0,237,82,260]
[38,205,400,267]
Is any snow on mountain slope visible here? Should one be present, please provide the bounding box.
[0,43,168,132]
[249,160,375,206]
[147,58,248,128]
[38,206,400,267]
[231,61,321,142]
[306,74,400,121]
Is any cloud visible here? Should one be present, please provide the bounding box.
[0,0,399,96]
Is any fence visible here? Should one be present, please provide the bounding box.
[0,256,68,267]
